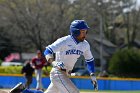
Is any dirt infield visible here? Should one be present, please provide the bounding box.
[0,90,8,93]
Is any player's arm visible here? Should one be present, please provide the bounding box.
[21,66,26,75]
[44,38,64,63]
[44,38,66,70]
[44,48,66,71]
[86,59,98,91]
[31,59,36,69]
[44,47,54,63]
[83,44,95,74]
[83,43,98,91]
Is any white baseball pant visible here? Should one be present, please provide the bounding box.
[44,68,79,93]
[35,69,43,89]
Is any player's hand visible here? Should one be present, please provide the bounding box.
[32,65,36,69]
[56,62,66,71]
[52,61,66,72]
[90,73,98,91]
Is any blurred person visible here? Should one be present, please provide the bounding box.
[9,82,43,93]
[21,60,34,89]
[98,70,109,77]
[31,50,47,90]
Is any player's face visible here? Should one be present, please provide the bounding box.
[37,52,42,58]
[77,29,87,42]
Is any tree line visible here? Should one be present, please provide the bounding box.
[0,0,140,60]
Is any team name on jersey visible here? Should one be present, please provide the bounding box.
[66,49,83,55]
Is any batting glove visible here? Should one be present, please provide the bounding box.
[90,73,98,91]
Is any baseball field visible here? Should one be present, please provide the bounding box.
[1,89,140,93]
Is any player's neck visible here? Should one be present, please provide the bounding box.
[71,35,80,44]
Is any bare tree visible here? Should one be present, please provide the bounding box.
[86,0,139,46]
[0,0,71,52]
[0,0,139,53]
[122,4,140,48]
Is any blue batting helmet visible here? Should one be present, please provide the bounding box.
[70,20,89,37]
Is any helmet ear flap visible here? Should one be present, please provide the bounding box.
[72,29,80,37]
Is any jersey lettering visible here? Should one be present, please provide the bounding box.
[66,49,83,55]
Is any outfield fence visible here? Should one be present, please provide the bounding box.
[0,74,140,90]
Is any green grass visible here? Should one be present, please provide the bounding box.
[101,91,140,93]
[81,90,140,93]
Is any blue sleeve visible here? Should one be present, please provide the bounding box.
[44,47,53,56]
[86,60,95,73]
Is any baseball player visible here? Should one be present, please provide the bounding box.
[9,20,98,93]
[44,20,98,93]
[31,50,47,90]
[9,82,44,93]
[21,60,34,89]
